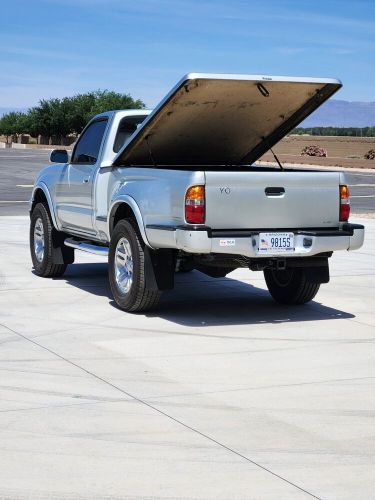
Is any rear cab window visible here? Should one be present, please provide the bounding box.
[113,115,148,153]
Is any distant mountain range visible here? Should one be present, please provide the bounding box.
[1,100,375,127]
[301,100,375,128]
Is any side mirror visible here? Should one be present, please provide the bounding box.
[50,149,69,163]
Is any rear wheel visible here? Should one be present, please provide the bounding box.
[30,203,67,277]
[264,268,320,305]
[108,219,161,312]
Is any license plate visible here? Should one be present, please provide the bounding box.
[258,232,294,254]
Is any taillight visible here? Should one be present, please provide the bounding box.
[340,184,350,221]
[185,185,205,224]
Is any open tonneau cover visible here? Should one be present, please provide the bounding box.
[112,73,342,167]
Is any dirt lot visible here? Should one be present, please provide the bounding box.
[260,135,375,169]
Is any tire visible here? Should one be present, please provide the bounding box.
[108,219,161,312]
[264,268,320,305]
[30,203,67,278]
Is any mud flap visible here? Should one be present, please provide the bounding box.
[51,229,75,265]
[144,248,175,291]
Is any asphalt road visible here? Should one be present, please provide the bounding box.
[0,149,374,216]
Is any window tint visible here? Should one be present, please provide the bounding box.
[71,119,108,164]
[113,115,148,153]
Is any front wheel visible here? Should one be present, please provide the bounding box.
[264,268,320,305]
[108,219,161,312]
[30,203,67,278]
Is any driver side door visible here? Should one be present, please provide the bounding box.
[55,118,108,235]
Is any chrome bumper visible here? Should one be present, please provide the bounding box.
[146,223,365,257]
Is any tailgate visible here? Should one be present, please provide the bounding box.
[204,171,340,229]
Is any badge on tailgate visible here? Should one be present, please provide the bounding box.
[258,232,294,254]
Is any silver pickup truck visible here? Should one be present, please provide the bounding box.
[30,73,365,312]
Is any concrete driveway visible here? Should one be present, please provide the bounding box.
[0,215,374,499]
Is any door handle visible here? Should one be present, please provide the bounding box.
[265,187,285,197]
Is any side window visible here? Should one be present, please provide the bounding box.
[71,119,108,164]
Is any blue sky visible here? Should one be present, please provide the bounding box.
[1,0,374,109]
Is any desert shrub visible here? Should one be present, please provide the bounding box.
[301,145,327,157]
[364,149,375,160]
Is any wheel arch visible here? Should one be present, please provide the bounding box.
[30,183,59,230]
[108,196,152,248]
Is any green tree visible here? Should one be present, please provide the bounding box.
[27,98,74,144]
[24,90,145,143]
[290,126,375,137]
[0,111,29,142]
[66,90,145,134]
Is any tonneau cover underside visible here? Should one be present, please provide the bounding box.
[113,73,342,167]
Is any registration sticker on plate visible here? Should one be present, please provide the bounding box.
[258,232,294,254]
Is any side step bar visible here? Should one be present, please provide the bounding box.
[64,238,109,257]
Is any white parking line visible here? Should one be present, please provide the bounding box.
[16,185,34,188]
[0,201,29,203]
[351,195,375,198]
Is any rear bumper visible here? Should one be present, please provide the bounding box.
[145,223,365,257]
